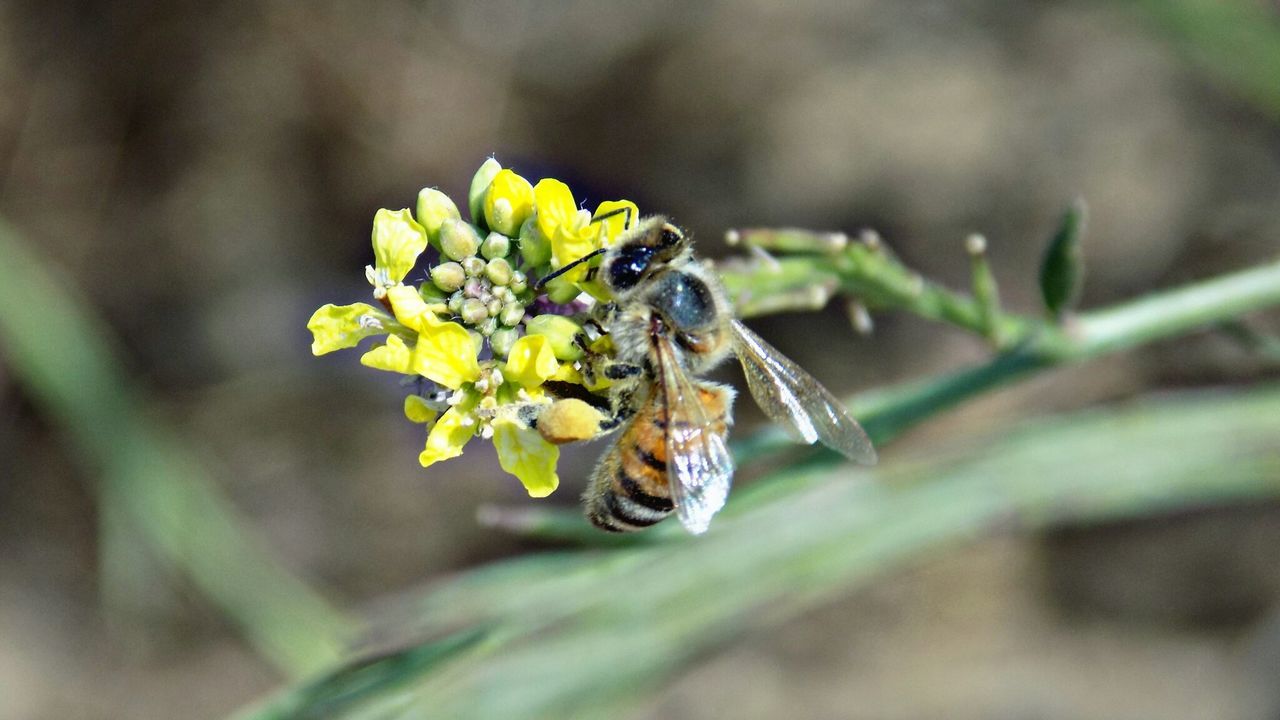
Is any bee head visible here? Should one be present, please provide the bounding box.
[604,217,689,292]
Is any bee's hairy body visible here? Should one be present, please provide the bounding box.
[584,381,733,532]
[543,213,875,535]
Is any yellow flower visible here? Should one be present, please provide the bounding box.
[592,199,639,243]
[307,303,397,355]
[368,208,428,290]
[483,169,535,236]
[502,334,559,389]
[533,178,640,289]
[420,391,480,468]
[404,394,440,424]
[359,285,481,389]
[493,415,560,497]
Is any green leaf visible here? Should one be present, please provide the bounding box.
[1040,198,1088,320]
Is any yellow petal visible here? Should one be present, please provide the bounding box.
[372,208,428,284]
[411,320,482,389]
[386,283,446,333]
[593,200,640,244]
[419,403,477,468]
[493,416,560,497]
[503,334,560,389]
[404,395,439,424]
[307,303,394,355]
[550,363,583,384]
[483,169,535,236]
[533,178,577,242]
[360,333,414,374]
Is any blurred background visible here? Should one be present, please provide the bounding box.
[2,1,1280,718]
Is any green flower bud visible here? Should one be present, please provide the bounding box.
[525,314,584,360]
[430,262,466,292]
[418,281,447,301]
[490,327,521,357]
[486,298,503,317]
[481,232,511,260]
[544,276,581,305]
[518,216,552,268]
[416,187,461,249]
[478,317,499,337]
[439,218,481,261]
[462,256,486,278]
[461,298,489,325]
[492,285,514,303]
[447,291,464,314]
[499,301,526,327]
[468,158,503,231]
[510,270,528,294]
[468,329,485,353]
[485,257,514,286]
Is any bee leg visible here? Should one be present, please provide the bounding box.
[603,362,643,380]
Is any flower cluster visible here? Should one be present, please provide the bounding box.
[307,159,637,496]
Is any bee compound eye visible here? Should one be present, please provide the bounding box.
[659,225,683,247]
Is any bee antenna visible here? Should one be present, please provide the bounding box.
[589,206,633,228]
[534,247,607,291]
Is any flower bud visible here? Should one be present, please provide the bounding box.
[518,217,552,268]
[461,298,489,325]
[481,232,511,260]
[463,277,486,298]
[417,281,447,301]
[439,218,481,261]
[485,257,513,286]
[486,298,503,317]
[492,286,513,303]
[489,327,521,357]
[478,317,499,336]
[510,270,528,294]
[468,158,503,230]
[416,187,461,249]
[525,314,584,360]
[447,291,464,314]
[462,256,486,278]
[499,302,526,327]
[430,262,466,292]
[483,169,535,237]
[544,276,581,305]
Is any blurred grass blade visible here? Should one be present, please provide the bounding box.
[1039,198,1087,320]
[0,219,354,677]
[234,386,1280,719]
[1137,0,1280,121]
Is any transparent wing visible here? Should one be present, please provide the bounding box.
[654,334,734,535]
[730,319,877,464]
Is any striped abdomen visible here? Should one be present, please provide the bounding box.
[584,382,732,532]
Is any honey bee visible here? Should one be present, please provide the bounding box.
[537,215,877,534]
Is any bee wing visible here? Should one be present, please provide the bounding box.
[654,333,734,535]
[730,319,877,464]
